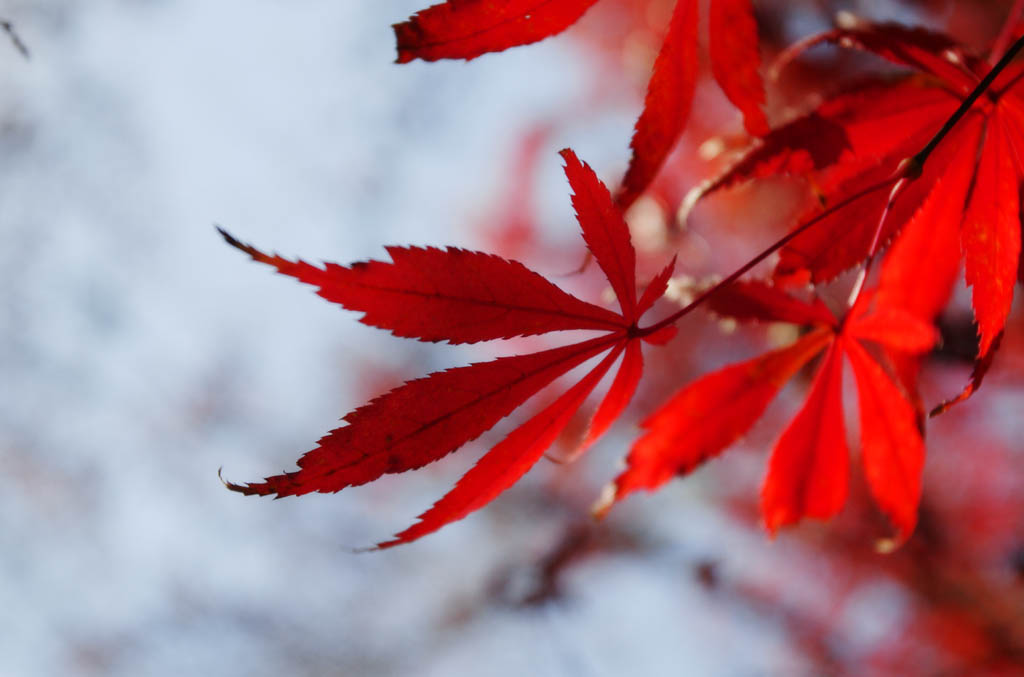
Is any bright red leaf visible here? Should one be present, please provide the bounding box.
[580,340,644,452]
[845,335,925,542]
[221,333,617,498]
[605,278,937,540]
[223,148,674,545]
[960,113,1021,360]
[617,0,699,210]
[218,230,625,344]
[604,326,833,509]
[562,148,638,319]
[378,343,625,548]
[761,342,848,534]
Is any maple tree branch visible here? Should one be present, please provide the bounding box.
[912,33,1024,169]
[0,19,28,59]
[638,177,898,337]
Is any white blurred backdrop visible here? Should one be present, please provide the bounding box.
[0,2,819,675]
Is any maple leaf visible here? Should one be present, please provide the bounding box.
[601,281,937,543]
[393,0,601,64]
[394,0,769,210]
[690,20,1024,411]
[220,149,675,548]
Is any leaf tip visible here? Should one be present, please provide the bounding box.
[590,482,618,520]
[218,466,249,494]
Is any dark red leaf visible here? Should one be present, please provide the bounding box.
[223,334,619,498]
[377,343,624,548]
[687,81,957,213]
[709,0,768,137]
[776,21,978,95]
[846,335,924,542]
[393,0,600,63]
[761,342,848,534]
[706,280,835,328]
[218,228,626,344]
[617,0,699,210]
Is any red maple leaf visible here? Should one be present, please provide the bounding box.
[219,149,675,548]
[691,20,1024,412]
[600,281,938,543]
[393,0,769,210]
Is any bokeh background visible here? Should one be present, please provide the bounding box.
[2,1,1023,675]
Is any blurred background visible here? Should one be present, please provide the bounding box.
[1,0,1023,675]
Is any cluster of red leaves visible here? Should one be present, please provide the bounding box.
[223,3,1024,547]
[394,0,768,208]
[694,20,1024,411]
[603,280,936,544]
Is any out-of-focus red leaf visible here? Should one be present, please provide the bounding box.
[849,307,938,354]
[377,344,624,548]
[223,146,684,544]
[709,0,768,137]
[605,327,832,508]
[845,336,924,542]
[930,332,1004,417]
[761,342,848,533]
[218,229,626,344]
[706,280,836,327]
[961,114,1021,360]
[684,113,851,211]
[580,340,643,451]
[561,149,638,319]
[775,22,978,94]
[637,256,677,317]
[617,0,699,210]
[687,82,957,213]
[775,114,982,284]
[393,0,600,63]
[223,334,618,498]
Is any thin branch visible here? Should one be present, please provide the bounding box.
[845,177,908,308]
[912,33,1024,169]
[638,177,898,337]
[0,19,28,59]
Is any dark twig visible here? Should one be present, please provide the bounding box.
[0,20,29,59]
